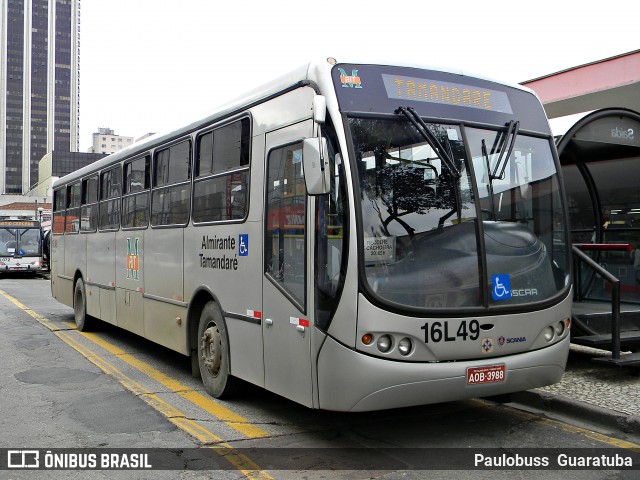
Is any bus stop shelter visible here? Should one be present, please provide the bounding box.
[521,49,640,119]
[521,50,640,362]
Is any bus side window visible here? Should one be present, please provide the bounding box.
[99,166,121,231]
[193,118,250,223]
[81,175,98,232]
[53,188,66,235]
[66,182,81,234]
[151,140,191,226]
[122,155,151,228]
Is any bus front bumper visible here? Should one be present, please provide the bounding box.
[317,334,569,412]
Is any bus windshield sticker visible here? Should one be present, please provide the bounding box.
[491,274,511,301]
[382,74,513,114]
[364,236,395,262]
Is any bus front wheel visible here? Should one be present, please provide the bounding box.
[197,301,239,398]
[73,278,94,331]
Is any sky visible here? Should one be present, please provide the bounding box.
[78,0,639,150]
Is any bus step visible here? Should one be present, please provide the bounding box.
[571,331,640,349]
[591,352,640,367]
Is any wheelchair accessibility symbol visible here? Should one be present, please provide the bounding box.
[238,234,249,257]
[491,274,511,301]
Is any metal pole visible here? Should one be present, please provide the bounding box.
[611,281,621,360]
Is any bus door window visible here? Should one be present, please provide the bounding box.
[265,142,307,310]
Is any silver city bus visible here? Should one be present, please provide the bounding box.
[1,220,45,274]
[51,59,572,411]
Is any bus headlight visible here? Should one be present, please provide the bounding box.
[554,321,565,336]
[398,338,412,356]
[377,335,392,353]
[543,326,555,342]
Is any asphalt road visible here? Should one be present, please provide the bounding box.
[0,274,638,479]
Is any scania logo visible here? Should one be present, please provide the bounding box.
[498,336,527,346]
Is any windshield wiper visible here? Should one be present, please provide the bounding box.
[395,107,461,179]
[490,120,519,180]
[481,139,497,220]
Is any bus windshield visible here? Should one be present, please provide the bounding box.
[0,227,42,257]
[349,115,569,311]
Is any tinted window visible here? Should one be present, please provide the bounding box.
[66,182,81,233]
[81,176,99,232]
[53,188,65,234]
[99,166,121,230]
[193,173,248,223]
[123,156,151,229]
[193,119,250,223]
[124,155,150,193]
[196,119,249,176]
[155,141,190,186]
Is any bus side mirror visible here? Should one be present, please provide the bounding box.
[303,137,330,195]
[313,96,326,124]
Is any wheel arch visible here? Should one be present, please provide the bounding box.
[186,287,224,355]
[72,269,84,298]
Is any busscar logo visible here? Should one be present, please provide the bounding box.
[8,450,39,468]
[338,68,363,89]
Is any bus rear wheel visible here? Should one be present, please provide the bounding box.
[198,301,239,398]
[73,278,94,331]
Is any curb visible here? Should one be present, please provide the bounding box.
[510,390,640,434]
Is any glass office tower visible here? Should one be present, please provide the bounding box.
[1,0,80,194]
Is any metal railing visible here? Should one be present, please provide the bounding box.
[572,244,631,360]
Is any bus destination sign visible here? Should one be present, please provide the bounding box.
[382,74,513,114]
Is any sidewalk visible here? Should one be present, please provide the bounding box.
[511,344,640,435]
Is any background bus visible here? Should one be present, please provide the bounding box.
[51,59,572,411]
[0,220,45,274]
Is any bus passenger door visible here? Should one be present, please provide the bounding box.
[263,121,314,407]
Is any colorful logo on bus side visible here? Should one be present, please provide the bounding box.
[338,68,363,89]
[126,238,140,280]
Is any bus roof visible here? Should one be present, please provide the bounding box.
[54,58,536,189]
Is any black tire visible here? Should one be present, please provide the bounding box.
[73,278,93,331]
[197,301,239,398]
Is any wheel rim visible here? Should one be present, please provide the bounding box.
[201,322,222,377]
